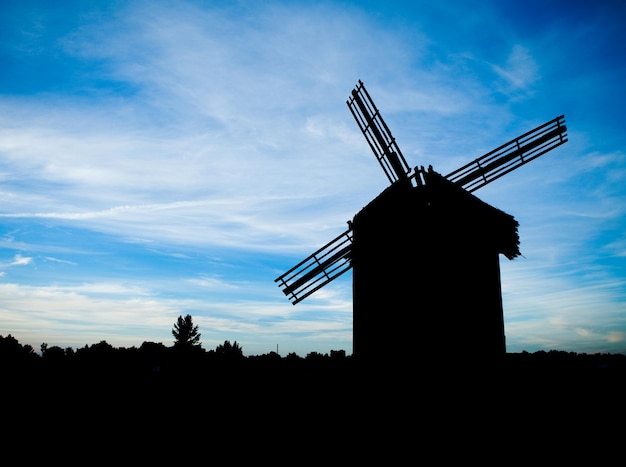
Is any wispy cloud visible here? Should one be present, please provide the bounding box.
[0,2,503,255]
[44,256,77,266]
[2,254,32,267]
[502,263,626,353]
[187,275,240,290]
[0,281,351,355]
[491,45,540,97]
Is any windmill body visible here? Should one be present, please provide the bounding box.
[351,169,517,363]
[275,80,568,364]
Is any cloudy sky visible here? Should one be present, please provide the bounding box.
[1,0,625,356]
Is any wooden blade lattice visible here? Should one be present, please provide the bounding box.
[347,79,411,184]
[446,115,567,192]
[274,229,353,305]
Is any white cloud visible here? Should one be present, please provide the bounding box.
[491,45,539,96]
[1,2,488,255]
[44,256,77,266]
[187,275,239,290]
[501,262,626,353]
[2,254,32,267]
[0,281,352,355]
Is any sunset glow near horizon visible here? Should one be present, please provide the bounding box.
[1,0,625,356]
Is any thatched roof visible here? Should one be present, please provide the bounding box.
[353,166,520,260]
[421,167,520,260]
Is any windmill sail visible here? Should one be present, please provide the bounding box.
[347,80,411,184]
[274,228,353,305]
[446,115,567,192]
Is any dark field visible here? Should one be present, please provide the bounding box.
[4,346,624,462]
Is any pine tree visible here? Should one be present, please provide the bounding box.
[172,314,202,349]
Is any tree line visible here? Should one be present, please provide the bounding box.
[2,314,625,382]
[0,314,351,378]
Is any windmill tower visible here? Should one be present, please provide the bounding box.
[275,80,568,364]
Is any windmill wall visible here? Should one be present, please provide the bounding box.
[351,168,519,365]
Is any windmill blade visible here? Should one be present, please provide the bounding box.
[347,80,411,184]
[274,228,353,305]
[446,115,567,192]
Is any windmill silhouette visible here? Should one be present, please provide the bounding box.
[275,80,568,363]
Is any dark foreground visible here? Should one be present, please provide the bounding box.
[4,350,625,461]
[6,350,625,410]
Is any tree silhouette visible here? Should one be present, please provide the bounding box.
[172,314,201,349]
[215,340,243,359]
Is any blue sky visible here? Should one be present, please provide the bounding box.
[1,0,625,356]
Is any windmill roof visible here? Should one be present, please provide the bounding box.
[353,167,520,260]
[422,168,520,259]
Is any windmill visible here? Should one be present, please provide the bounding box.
[275,80,568,363]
